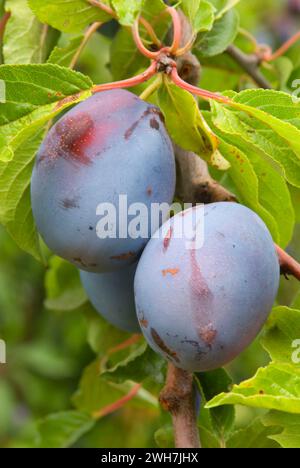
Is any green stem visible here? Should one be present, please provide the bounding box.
[139,74,163,101]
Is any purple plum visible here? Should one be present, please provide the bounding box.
[80,263,140,333]
[31,90,175,272]
[134,202,280,372]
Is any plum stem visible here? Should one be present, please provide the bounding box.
[176,34,197,57]
[133,6,183,59]
[70,22,102,69]
[139,16,162,48]
[170,66,232,104]
[262,30,300,62]
[275,245,300,281]
[166,7,182,55]
[139,74,163,101]
[92,62,158,93]
[160,364,201,448]
[88,0,161,47]
[0,11,11,42]
[132,18,161,60]
[87,0,118,19]
[92,383,142,419]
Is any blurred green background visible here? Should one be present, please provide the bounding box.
[0,0,300,448]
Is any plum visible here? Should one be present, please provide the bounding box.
[31,90,176,272]
[80,263,140,333]
[134,202,280,372]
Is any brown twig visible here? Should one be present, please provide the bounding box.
[174,145,236,204]
[160,364,200,448]
[226,44,272,89]
[276,245,300,281]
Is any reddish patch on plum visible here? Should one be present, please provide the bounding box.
[162,268,179,277]
[110,251,136,261]
[163,227,173,252]
[54,112,95,165]
[146,186,153,197]
[151,328,180,363]
[190,249,214,343]
[190,249,212,301]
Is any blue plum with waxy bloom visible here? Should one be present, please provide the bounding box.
[134,202,280,372]
[31,90,176,272]
[80,263,140,333]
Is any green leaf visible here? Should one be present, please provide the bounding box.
[4,0,51,64]
[209,0,241,19]
[196,8,239,57]
[73,358,156,415]
[181,0,202,23]
[28,0,110,34]
[272,57,294,92]
[198,426,221,448]
[261,306,300,363]
[206,307,300,414]
[0,381,16,434]
[112,0,144,26]
[0,127,44,260]
[215,139,280,242]
[36,411,95,448]
[211,89,300,188]
[0,64,91,258]
[73,359,131,413]
[204,111,294,246]
[207,362,300,413]
[0,64,92,162]
[16,341,77,378]
[181,0,215,33]
[195,1,216,32]
[226,418,279,448]
[48,36,83,67]
[292,290,300,309]
[158,80,229,170]
[263,411,300,448]
[155,425,174,448]
[45,256,87,311]
[196,369,235,440]
[203,112,279,243]
[102,343,166,387]
[110,28,148,80]
[85,305,131,356]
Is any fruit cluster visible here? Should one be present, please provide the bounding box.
[31,89,280,372]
